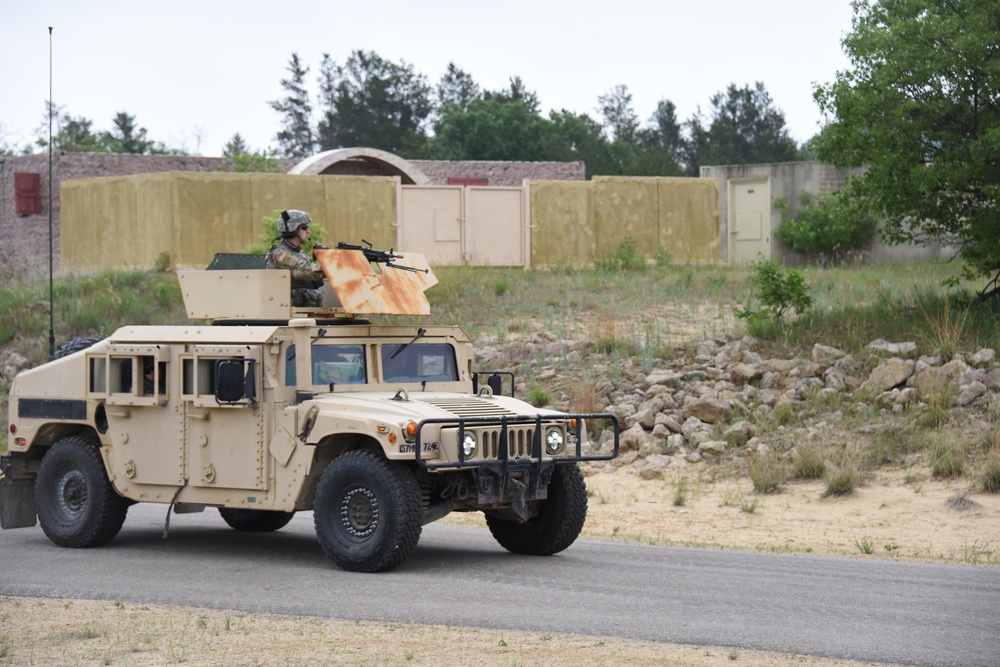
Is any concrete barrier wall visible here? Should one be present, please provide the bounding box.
[61,172,719,271]
[62,173,398,272]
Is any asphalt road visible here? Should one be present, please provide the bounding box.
[1,505,998,667]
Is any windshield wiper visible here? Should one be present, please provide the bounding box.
[389,328,426,360]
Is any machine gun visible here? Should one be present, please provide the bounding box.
[335,239,429,274]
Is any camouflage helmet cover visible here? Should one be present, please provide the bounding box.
[278,209,311,235]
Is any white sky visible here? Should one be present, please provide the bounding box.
[2,0,854,157]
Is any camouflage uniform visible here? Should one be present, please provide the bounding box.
[266,240,325,307]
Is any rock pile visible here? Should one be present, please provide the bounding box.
[477,333,1000,479]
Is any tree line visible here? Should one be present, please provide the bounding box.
[268,51,804,177]
[0,53,806,178]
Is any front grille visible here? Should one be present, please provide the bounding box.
[481,426,536,459]
[421,397,518,418]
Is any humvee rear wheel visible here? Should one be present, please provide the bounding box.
[36,434,128,548]
[218,508,295,532]
[313,450,422,573]
[485,464,588,556]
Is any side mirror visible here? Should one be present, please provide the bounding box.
[216,359,257,406]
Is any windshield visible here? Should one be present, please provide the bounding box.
[381,343,458,383]
[285,344,367,386]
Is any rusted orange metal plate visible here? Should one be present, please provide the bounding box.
[315,248,438,316]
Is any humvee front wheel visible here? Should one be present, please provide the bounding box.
[486,463,588,556]
[313,450,422,573]
[36,434,128,548]
[218,508,294,532]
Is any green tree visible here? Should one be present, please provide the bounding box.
[435,62,481,112]
[542,110,618,178]
[813,0,1000,300]
[316,50,432,155]
[685,82,799,174]
[270,53,315,158]
[222,133,251,157]
[220,134,282,173]
[598,84,639,145]
[99,112,156,154]
[432,97,548,161]
[483,76,540,114]
[635,99,686,176]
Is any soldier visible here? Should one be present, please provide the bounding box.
[266,209,325,307]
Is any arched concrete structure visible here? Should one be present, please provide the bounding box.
[289,147,431,185]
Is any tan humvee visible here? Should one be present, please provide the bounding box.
[1,247,619,572]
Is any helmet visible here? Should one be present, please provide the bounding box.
[278,209,311,236]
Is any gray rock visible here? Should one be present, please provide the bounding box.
[812,344,846,364]
[730,363,761,386]
[912,359,968,398]
[698,440,728,457]
[957,381,987,407]
[969,348,996,367]
[866,339,918,358]
[682,397,733,423]
[861,358,915,394]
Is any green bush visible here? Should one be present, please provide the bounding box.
[774,191,877,263]
[596,236,644,272]
[749,452,785,494]
[823,468,859,497]
[734,259,812,327]
[245,210,327,255]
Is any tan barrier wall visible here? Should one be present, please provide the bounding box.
[530,176,719,267]
[62,173,718,271]
[62,173,398,272]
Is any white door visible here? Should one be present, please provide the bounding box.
[399,185,527,266]
[399,186,464,265]
[730,178,771,264]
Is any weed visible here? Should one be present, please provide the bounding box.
[823,468,859,497]
[931,441,965,478]
[493,280,509,297]
[961,541,995,565]
[596,236,644,272]
[749,453,785,494]
[526,386,551,408]
[672,477,689,506]
[728,649,740,660]
[982,449,1000,493]
[0,635,11,659]
[853,536,876,555]
[791,445,826,479]
[497,634,508,647]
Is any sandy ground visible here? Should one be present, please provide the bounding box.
[1,464,997,666]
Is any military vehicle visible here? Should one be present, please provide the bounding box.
[1,245,619,572]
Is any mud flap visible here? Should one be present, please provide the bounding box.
[0,476,37,529]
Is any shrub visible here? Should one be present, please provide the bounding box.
[823,468,859,497]
[596,236,644,272]
[734,259,812,327]
[749,452,785,494]
[982,449,1000,493]
[792,445,826,480]
[245,210,327,255]
[774,190,877,263]
[931,441,965,478]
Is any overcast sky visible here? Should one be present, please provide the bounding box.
[2,0,855,157]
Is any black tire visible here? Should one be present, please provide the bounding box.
[218,508,295,532]
[35,434,128,548]
[313,450,422,573]
[486,464,588,556]
[54,336,103,360]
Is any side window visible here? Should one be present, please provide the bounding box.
[285,344,367,386]
[94,352,168,404]
[381,344,458,383]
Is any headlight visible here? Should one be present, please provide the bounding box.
[545,427,565,455]
[461,432,478,459]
